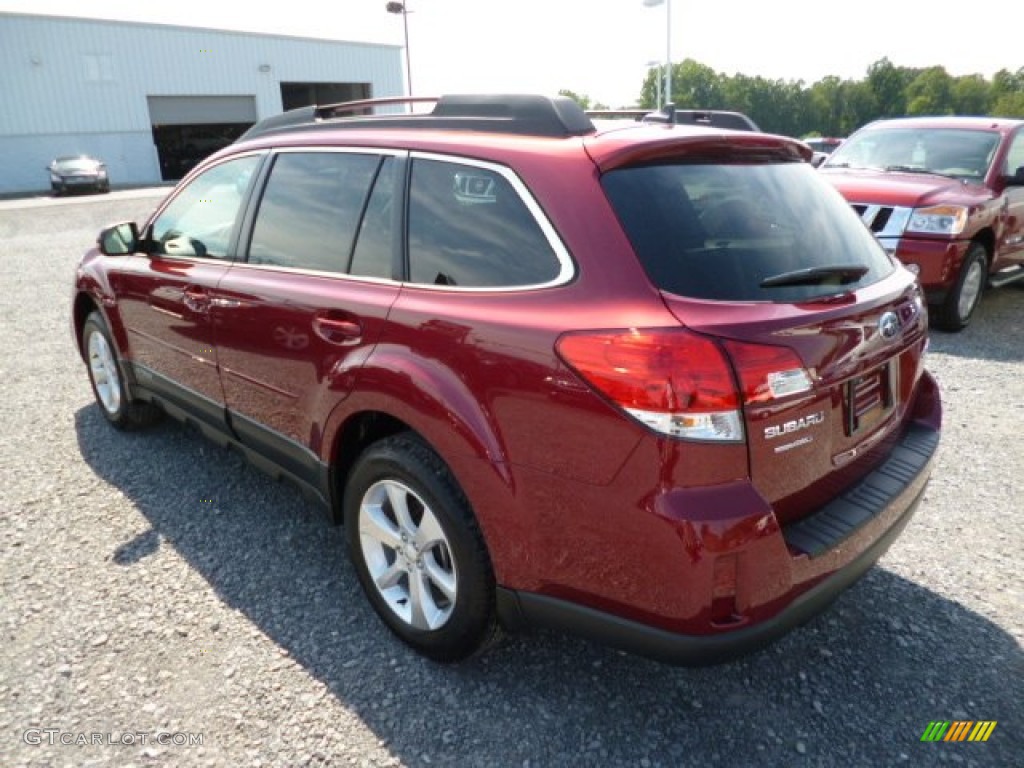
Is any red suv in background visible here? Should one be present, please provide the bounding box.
[73,95,941,664]
[820,116,1024,330]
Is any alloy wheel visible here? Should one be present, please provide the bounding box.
[358,479,457,631]
[88,330,121,415]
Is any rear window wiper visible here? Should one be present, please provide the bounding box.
[760,264,869,288]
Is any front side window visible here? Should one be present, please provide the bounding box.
[407,158,561,288]
[1003,130,1024,177]
[247,152,381,273]
[603,161,895,302]
[150,155,260,259]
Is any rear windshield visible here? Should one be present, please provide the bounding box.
[602,161,895,301]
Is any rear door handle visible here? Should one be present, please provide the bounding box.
[182,286,210,313]
[312,314,363,345]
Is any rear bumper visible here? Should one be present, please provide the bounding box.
[500,472,927,664]
[498,380,942,665]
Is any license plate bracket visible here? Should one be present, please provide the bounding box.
[845,359,896,436]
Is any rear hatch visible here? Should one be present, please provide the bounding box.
[597,137,928,523]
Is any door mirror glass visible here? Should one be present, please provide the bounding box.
[98,222,139,255]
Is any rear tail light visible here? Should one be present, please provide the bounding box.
[556,328,743,441]
[556,329,813,441]
[723,341,812,403]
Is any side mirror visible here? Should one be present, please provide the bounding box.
[98,222,140,255]
[1004,166,1024,186]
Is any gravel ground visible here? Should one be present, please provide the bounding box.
[1,192,1021,767]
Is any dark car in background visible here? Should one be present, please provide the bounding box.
[805,137,844,155]
[805,137,844,167]
[48,155,110,195]
[72,94,941,665]
[586,106,760,132]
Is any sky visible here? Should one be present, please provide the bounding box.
[2,0,1020,107]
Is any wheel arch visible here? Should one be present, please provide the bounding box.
[322,368,517,575]
[327,410,411,525]
[72,292,101,360]
[971,228,995,267]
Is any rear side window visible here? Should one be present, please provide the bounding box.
[602,162,894,301]
[247,152,380,273]
[407,158,561,287]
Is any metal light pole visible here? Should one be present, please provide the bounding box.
[386,2,413,98]
[642,0,672,105]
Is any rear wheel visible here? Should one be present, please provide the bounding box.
[82,312,161,430]
[344,434,499,662]
[932,243,986,332]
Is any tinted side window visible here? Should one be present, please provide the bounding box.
[407,158,560,287]
[151,155,260,259]
[248,152,380,273]
[349,157,396,279]
[1004,130,1024,176]
[603,162,894,301]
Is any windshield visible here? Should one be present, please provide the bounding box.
[53,157,101,172]
[602,161,895,302]
[824,127,999,180]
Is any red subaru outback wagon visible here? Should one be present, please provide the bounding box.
[73,95,941,664]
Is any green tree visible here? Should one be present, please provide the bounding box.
[905,67,955,115]
[952,74,992,114]
[557,89,592,110]
[808,76,846,135]
[665,59,723,108]
[866,57,907,117]
[633,59,1019,137]
[992,92,1024,117]
[640,67,663,108]
[991,68,1024,117]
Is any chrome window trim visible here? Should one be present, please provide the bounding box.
[221,260,401,286]
[147,147,577,292]
[241,147,403,279]
[405,150,576,293]
[270,146,403,158]
[144,150,269,265]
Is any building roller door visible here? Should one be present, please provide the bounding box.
[148,96,257,180]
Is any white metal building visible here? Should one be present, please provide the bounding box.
[0,13,404,194]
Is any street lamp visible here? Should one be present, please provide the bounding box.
[386,2,413,98]
[642,0,671,106]
[646,60,662,108]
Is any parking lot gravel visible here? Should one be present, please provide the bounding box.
[1,191,1021,767]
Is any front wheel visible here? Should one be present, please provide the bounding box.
[932,243,987,332]
[82,312,161,430]
[343,434,499,662]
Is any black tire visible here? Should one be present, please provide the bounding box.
[343,434,499,662]
[932,243,987,332]
[81,312,161,430]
